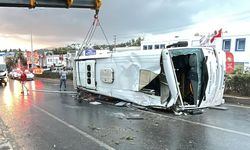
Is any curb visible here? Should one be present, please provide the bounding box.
[224,95,250,105]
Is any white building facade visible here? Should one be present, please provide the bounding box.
[141,34,250,68]
[46,55,64,67]
[222,34,250,65]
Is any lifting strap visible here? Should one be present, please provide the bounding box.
[77,14,110,86]
[79,14,110,54]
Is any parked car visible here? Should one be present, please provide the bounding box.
[0,64,8,86]
[9,69,17,79]
[9,69,22,79]
[9,69,34,81]
[24,70,34,80]
[8,70,14,79]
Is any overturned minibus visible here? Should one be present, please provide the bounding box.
[74,44,225,111]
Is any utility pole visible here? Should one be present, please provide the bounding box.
[31,31,34,69]
[113,35,116,52]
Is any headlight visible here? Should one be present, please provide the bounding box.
[0,72,6,76]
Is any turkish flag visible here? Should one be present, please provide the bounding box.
[225,52,234,74]
[210,28,222,43]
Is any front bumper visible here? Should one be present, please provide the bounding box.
[0,76,8,83]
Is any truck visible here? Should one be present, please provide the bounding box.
[0,52,8,86]
[74,42,226,111]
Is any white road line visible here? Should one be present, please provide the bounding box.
[225,104,250,109]
[141,110,250,138]
[32,89,77,94]
[32,104,115,150]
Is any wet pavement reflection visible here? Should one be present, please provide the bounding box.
[0,79,250,150]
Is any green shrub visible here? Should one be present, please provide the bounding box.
[233,64,244,75]
[224,73,250,96]
[35,71,73,80]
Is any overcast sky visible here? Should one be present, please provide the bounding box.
[0,0,250,49]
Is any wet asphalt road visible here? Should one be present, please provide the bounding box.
[0,79,250,150]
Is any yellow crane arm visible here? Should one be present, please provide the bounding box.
[0,0,101,10]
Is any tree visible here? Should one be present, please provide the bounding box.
[53,47,72,55]
[5,57,16,72]
[114,37,144,47]
[16,50,27,67]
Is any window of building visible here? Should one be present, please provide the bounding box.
[154,44,159,49]
[143,45,147,50]
[148,45,153,50]
[222,39,231,51]
[160,44,165,49]
[235,38,246,51]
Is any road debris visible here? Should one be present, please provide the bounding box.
[120,136,135,141]
[115,101,127,107]
[187,109,204,115]
[88,126,101,131]
[126,136,134,141]
[126,117,144,120]
[173,111,183,116]
[0,120,14,150]
[0,142,13,150]
[131,104,149,111]
[89,101,102,105]
[209,106,228,110]
[126,113,144,120]
[112,112,126,119]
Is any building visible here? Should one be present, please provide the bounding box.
[221,34,250,67]
[45,52,76,70]
[46,54,62,68]
[141,33,250,70]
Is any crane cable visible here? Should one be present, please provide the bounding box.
[76,16,97,87]
[79,15,110,55]
[79,17,97,54]
[77,14,110,87]
[96,17,111,48]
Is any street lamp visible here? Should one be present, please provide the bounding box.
[31,30,34,69]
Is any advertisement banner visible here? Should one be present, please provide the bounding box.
[226,52,234,74]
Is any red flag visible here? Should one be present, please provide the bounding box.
[210,28,222,43]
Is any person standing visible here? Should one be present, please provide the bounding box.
[20,70,28,93]
[59,67,67,91]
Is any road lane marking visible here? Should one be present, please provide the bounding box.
[32,89,77,94]
[224,104,250,109]
[140,110,250,138]
[32,104,115,150]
